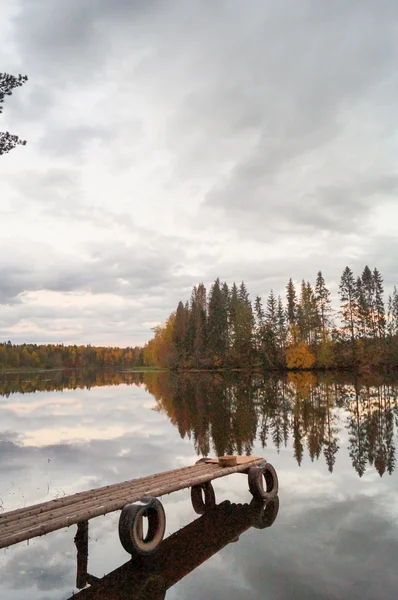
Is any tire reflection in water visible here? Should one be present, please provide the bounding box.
[71,496,279,600]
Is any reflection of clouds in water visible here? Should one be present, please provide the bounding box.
[0,386,169,447]
[22,424,144,446]
[0,379,397,600]
[175,494,398,600]
[0,382,193,517]
[2,546,73,592]
[0,426,192,513]
[1,396,81,415]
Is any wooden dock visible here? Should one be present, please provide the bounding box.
[0,456,267,550]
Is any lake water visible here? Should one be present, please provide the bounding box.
[0,370,397,599]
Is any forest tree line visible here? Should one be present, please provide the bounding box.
[143,266,398,370]
[0,342,144,370]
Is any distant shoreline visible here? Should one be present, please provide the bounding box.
[0,364,387,376]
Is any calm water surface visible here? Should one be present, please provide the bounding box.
[0,370,397,599]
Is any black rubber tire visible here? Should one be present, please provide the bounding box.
[118,497,166,555]
[250,496,280,529]
[248,463,279,501]
[191,481,216,514]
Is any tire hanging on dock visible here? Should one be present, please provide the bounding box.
[191,481,216,514]
[248,463,279,501]
[118,496,166,555]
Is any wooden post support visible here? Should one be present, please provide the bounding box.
[74,520,89,589]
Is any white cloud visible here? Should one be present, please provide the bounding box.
[1,0,398,345]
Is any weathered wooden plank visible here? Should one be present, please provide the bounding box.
[0,463,213,532]
[0,457,264,549]
[0,462,208,524]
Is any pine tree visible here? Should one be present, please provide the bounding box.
[229,282,240,359]
[276,295,287,355]
[265,290,278,366]
[286,278,297,325]
[236,281,254,367]
[361,265,377,339]
[356,276,368,339]
[229,282,254,366]
[315,271,332,342]
[373,268,385,339]
[0,73,28,156]
[207,278,229,364]
[387,287,398,338]
[221,282,231,350]
[297,281,319,345]
[173,301,189,365]
[254,295,266,358]
[339,267,358,360]
[187,283,207,365]
[265,290,277,333]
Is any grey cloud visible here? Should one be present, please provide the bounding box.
[2,0,398,347]
[12,0,159,76]
[204,173,398,240]
[0,238,183,304]
[38,124,115,158]
[3,558,71,592]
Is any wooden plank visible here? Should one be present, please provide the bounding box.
[0,463,214,532]
[205,456,263,465]
[0,457,264,550]
[0,462,209,524]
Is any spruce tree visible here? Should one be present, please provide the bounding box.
[276,295,287,356]
[373,268,385,339]
[254,295,266,355]
[229,282,240,360]
[265,290,278,365]
[297,281,319,345]
[221,282,231,350]
[207,278,228,362]
[265,290,277,336]
[339,266,358,360]
[387,286,398,338]
[315,271,332,342]
[286,278,297,325]
[356,276,368,339]
[173,301,189,364]
[237,281,254,366]
[188,283,207,364]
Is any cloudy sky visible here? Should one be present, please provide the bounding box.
[1,0,398,346]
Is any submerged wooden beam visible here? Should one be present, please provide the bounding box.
[0,456,265,550]
[75,520,89,590]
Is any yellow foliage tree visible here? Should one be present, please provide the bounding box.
[286,341,316,370]
[143,313,176,368]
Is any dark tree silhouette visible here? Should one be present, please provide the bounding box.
[0,72,28,156]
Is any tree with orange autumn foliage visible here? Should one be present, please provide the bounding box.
[285,340,316,370]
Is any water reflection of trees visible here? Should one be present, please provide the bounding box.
[1,369,396,478]
[0,369,145,397]
[145,372,398,478]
